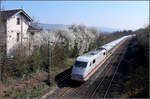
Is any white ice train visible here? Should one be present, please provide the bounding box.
[71,35,134,82]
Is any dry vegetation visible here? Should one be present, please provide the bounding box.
[122,25,149,98]
[136,25,149,61]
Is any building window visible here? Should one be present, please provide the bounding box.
[17,33,20,42]
[17,18,20,25]
[31,32,35,35]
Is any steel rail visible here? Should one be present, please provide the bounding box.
[53,38,129,99]
[67,39,127,98]
[103,39,130,98]
[56,87,72,99]
[89,48,122,98]
[88,39,129,98]
[55,51,114,99]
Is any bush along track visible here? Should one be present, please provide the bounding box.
[121,37,149,97]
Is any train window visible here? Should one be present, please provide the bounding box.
[103,52,106,55]
[93,59,95,64]
[75,61,87,68]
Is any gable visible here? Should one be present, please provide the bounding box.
[0,9,32,22]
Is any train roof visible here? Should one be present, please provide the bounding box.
[76,48,106,62]
[101,36,127,51]
[76,35,131,62]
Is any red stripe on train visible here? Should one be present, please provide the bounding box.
[83,55,109,79]
[83,43,120,79]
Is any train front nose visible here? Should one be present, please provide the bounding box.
[71,74,83,80]
[71,68,85,81]
[71,60,88,81]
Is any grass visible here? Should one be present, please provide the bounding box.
[53,57,75,76]
[3,57,76,99]
[3,79,50,99]
[15,84,50,99]
[65,58,76,66]
[4,88,14,97]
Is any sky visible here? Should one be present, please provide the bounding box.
[1,1,149,30]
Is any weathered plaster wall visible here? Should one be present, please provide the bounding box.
[0,19,6,52]
[6,14,30,55]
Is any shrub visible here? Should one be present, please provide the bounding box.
[88,42,96,51]
[70,42,79,57]
[32,49,43,73]
[135,25,149,61]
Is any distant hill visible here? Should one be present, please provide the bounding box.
[38,23,69,30]
[38,23,119,33]
[89,26,119,33]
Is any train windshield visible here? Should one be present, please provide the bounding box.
[75,61,87,68]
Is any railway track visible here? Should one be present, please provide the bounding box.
[67,46,125,98]
[41,67,72,99]
[44,38,132,99]
[68,38,129,99]
[103,50,126,98]
[88,38,127,98]
[52,38,130,99]
[88,44,127,98]
[54,53,114,99]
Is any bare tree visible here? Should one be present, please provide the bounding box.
[31,16,42,29]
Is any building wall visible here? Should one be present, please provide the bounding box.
[6,14,30,55]
[0,19,6,53]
